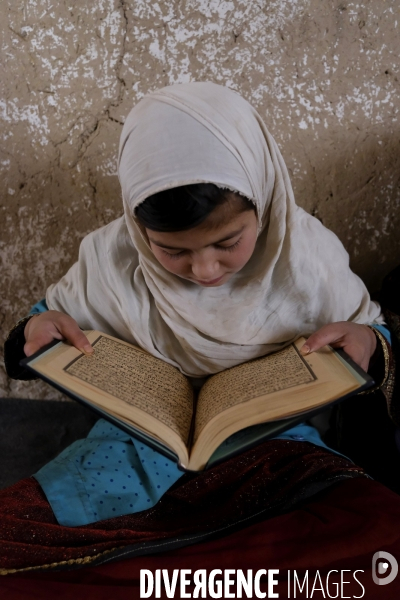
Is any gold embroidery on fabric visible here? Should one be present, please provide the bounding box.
[0,546,121,576]
[382,310,400,426]
[358,327,390,395]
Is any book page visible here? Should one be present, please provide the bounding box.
[194,344,315,444]
[64,336,193,444]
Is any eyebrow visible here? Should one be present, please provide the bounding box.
[148,227,245,251]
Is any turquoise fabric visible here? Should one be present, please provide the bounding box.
[29,298,49,314]
[272,422,347,456]
[371,323,391,344]
[34,420,184,526]
[29,298,391,526]
[34,418,344,527]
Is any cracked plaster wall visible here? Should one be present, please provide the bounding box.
[1,0,400,400]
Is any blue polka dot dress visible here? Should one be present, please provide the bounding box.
[34,419,184,526]
[33,417,351,527]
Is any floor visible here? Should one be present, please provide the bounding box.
[0,398,98,489]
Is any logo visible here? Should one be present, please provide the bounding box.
[372,551,398,586]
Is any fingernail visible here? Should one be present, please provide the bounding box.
[81,345,94,355]
[301,345,310,355]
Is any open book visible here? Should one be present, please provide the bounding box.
[21,331,373,471]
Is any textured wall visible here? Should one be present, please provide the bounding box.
[1,0,400,400]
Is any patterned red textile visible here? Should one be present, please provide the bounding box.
[0,439,366,573]
[1,478,400,599]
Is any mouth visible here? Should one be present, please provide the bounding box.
[195,275,225,286]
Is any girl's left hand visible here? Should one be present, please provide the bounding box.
[300,321,377,372]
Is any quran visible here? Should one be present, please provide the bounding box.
[21,331,373,471]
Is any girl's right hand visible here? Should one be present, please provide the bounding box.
[24,310,93,357]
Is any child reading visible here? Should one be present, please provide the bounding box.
[3,83,394,568]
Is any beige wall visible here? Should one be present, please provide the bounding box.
[1,0,399,399]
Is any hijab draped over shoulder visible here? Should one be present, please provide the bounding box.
[46,82,383,377]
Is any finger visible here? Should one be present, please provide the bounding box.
[24,328,59,357]
[301,323,346,355]
[53,317,93,354]
[342,346,369,371]
[24,315,93,357]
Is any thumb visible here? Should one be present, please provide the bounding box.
[300,339,314,356]
[300,324,343,356]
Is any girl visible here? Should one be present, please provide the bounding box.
[2,82,398,573]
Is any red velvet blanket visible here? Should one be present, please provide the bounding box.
[2,478,400,598]
[0,440,365,572]
[1,440,400,598]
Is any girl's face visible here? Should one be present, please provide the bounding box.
[146,201,258,287]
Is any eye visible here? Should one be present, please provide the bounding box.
[161,250,185,260]
[218,239,241,252]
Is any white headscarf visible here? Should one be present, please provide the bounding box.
[46,82,383,377]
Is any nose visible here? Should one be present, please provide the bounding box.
[191,252,220,281]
